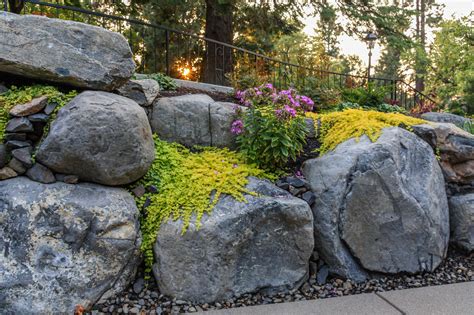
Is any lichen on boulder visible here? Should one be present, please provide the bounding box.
[0,177,141,314]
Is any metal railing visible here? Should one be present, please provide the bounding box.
[2,0,437,111]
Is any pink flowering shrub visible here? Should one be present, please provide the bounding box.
[231,84,314,170]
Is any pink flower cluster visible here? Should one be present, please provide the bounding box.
[235,84,314,114]
[231,119,244,135]
[231,83,316,134]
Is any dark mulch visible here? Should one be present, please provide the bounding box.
[286,138,321,175]
[160,87,236,103]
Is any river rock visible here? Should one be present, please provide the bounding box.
[36,91,155,186]
[302,127,449,280]
[5,117,33,133]
[153,177,314,303]
[0,177,141,314]
[11,146,33,168]
[0,166,17,180]
[9,96,48,117]
[449,193,474,252]
[0,12,134,91]
[26,163,56,184]
[7,158,26,175]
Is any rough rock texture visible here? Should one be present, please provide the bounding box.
[421,112,471,127]
[36,91,155,186]
[413,123,474,185]
[0,166,16,179]
[0,144,6,168]
[210,102,242,148]
[151,95,242,148]
[449,194,474,252]
[0,12,134,91]
[153,177,314,303]
[0,177,141,314]
[7,158,26,175]
[9,96,48,117]
[0,83,7,94]
[302,127,449,281]
[26,162,56,184]
[117,79,160,106]
[5,117,33,133]
[11,146,32,168]
[305,118,317,139]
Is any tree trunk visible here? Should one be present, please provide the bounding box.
[202,0,234,85]
[8,0,24,13]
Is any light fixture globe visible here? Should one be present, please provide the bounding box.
[365,32,378,49]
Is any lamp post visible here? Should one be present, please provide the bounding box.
[365,32,378,83]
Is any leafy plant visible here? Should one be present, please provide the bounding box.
[296,76,342,112]
[232,84,313,171]
[308,109,426,155]
[336,101,360,111]
[410,99,439,116]
[341,84,388,109]
[131,136,272,273]
[376,103,406,114]
[447,98,468,117]
[0,85,76,141]
[136,73,178,91]
[334,101,405,114]
[460,120,474,135]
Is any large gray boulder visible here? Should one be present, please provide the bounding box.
[302,128,449,281]
[150,94,242,148]
[210,101,242,148]
[412,123,474,185]
[36,91,155,186]
[421,112,471,127]
[449,193,474,252]
[153,177,314,303]
[0,12,134,91]
[0,177,141,314]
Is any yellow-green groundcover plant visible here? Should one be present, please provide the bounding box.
[131,136,274,272]
[306,109,426,155]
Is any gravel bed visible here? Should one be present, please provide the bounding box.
[89,248,473,315]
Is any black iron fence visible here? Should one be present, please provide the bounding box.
[2,0,437,111]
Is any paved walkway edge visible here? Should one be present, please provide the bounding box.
[199,281,474,315]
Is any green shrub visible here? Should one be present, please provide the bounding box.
[376,103,406,114]
[460,120,474,134]
[336,101,360,111]
[131,136,272,273]
[341,84,388,109]
[232,84,313,171]
[334,101,405,114]
[296,76,342,112]
[447,98,468,116]
[136,73,178,91]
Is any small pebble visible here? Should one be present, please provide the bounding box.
[88,248,472,314]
